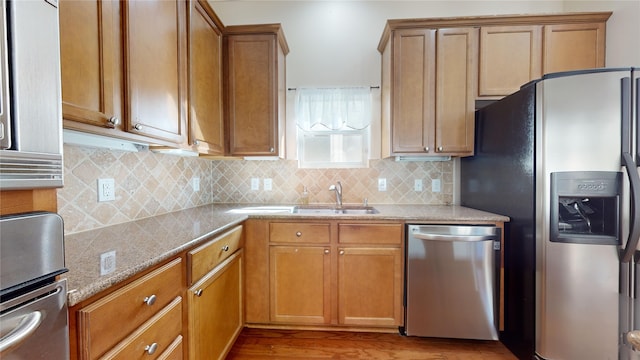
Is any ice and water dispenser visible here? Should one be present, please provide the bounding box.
[550,171,621,245]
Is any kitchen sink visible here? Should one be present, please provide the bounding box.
[292,205,379,215]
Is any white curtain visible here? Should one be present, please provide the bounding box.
[294,87,372,131]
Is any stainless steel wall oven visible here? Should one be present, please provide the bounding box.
[0,212,69,360]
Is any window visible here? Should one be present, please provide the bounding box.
[295,87,372,168]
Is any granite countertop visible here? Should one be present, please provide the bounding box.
[62,203,509,307]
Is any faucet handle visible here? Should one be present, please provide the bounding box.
[329,185,336,191]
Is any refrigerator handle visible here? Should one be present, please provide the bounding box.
[622,77,631,155]
[636,77,640,164]
[621,152,640,263]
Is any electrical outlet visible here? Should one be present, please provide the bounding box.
[378,178,387,192]
[192,177,200,192]
[251,178,260,191]
[414,179,423,192]
[97,178,115,202]
[100,251,116,275]
[432,179,441,193]
[264,178,273,191]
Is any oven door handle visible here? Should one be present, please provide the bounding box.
[0,311,43,354]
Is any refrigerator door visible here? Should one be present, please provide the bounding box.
[536,70,627,360]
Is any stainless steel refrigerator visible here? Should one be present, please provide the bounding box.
[460,68,640,360]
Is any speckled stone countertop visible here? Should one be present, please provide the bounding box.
[62,203,508,307]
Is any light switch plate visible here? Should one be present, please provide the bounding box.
[414,179,423,192]
[192,177,200,192]
[264,178,273,191]
[432,179,441,193]
[100,251,116,275]
[251,178,260,191]
[378,178,387,192]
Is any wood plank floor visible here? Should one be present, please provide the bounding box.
[227,328,518,360]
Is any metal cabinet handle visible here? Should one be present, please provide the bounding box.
[339,250,345,255]
[424,147,430,152]
[144,342,158,355]
[194,140,199,145]
[222,245,230,252]
[269,147,275,153]
[324,249,330,254]
[107,116,119,128]
[194,289,203,297]
[134,123,143,131]
[295,231,302,237]
[437,146,443,152]
[143,295,157,306]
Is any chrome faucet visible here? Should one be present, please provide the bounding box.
[329,181,343,207]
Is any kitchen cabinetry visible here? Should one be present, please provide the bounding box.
[59,0,121,130]
[225,25,288,156]
[188,1,224,155]
[380,26,477,157]
[478,13,610,98]
[187,225,243,360]
[76,258,184,360]
[123,0,187,144]
[247,220,403,329]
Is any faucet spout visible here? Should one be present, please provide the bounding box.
[329,181,343,207]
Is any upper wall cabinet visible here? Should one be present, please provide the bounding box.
[225,24,288,157]
[60,0,190,148]
[123,0,188,145]
[60,0,120,130]
[188,0,225,156]
[379,26,477,157]
[478,12,610,98]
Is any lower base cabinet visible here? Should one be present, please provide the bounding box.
[187,250,243,360]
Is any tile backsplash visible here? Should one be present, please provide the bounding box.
[58,144,453,234]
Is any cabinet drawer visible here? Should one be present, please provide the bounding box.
[338,223,402,245]
[157,335,183,360]
[270,222,330,244]
[78,258,183,360]
[188,225,243,284]
[100,297,183,360]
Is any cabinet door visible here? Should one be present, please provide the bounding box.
[338,247,403,327]
[435,27,478,156]
[188,1,224,155]
[188,251,243,360]
[543,22,606,73]
[391,28,436,154]
[227,34,279,156]
[479,26,542,97]
[59,0,118,128]
[123,0,187,144]
[269,246,331,324]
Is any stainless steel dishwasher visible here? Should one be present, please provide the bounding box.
[405,224,500,340]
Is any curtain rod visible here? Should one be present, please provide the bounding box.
[287,86,380,91]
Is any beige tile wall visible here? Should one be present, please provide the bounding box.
[58,144,453,234]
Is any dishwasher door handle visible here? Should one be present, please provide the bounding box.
[411,232,495,242]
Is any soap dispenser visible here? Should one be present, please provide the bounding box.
[301,186,309,205]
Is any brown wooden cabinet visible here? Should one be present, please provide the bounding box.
[479,25,542,97]
[76,258,184,360]
[187,226,244,360]
[59,0,120,130]
[123,0,187,144]
[380,26,476,157]
[337,223,403,327]
[225,25,288,156]
[478,13,610,98]
[187,1,224,155]
[247,220,403,329]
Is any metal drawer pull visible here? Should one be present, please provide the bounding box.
[296,231,302,237]
[324,249,330,254]
[134,123,143,131]
[222,245,230,252]
[194,289,203,297]
[143,295,157,306]
[144,342,158,355]
[339,250,345,255]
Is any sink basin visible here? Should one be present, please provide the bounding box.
[292,205,379,215]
